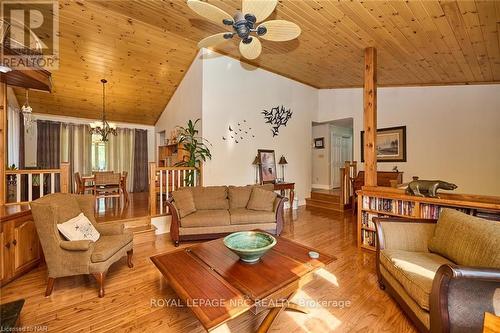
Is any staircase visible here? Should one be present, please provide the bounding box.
[99,215,157,244]
[305,190,344,212]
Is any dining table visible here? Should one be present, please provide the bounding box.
[81,173,129,203]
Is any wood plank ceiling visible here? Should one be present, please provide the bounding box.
[11,0,500,125]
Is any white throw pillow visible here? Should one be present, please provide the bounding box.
[57,213,100,242]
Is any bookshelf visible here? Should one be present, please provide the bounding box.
[357,186,500,251]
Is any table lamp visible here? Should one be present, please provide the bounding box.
[252,155,261,184]
[278,155,288,182]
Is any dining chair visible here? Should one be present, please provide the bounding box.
[94,172,122,206]
[75,172,94,195]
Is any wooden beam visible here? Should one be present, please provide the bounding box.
[363,47,377,187]
[0,80,6,205]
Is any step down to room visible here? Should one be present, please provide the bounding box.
[306,190,343,212]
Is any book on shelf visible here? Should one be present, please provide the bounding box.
[362,230,376,247]
[362,196,415,216]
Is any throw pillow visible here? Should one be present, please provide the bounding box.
[428,208,500,268]
[57,213,100,242]
[172,189,197,218]
[247,187,277,212]
[228,186,253,209]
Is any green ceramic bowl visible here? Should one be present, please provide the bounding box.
[223,231,277,263]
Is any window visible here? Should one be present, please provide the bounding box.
[91,134,107,170]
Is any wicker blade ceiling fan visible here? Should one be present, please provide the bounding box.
[187,0,301,60]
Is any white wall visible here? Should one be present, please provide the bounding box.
[317,85,500,196]
[155,50,203,152]
[201,51,317,205]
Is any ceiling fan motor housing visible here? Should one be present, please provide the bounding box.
[232,11,256,40]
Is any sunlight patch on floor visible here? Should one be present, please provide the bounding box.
[314,268,340,287]
[285,289,342,333]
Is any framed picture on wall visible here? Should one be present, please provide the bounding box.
[313,137,325,149]
[258,149,277,184]
[361,126,407,162]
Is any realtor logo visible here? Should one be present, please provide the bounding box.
[1,0,59,71]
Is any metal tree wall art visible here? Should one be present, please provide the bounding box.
[262,105,292,137]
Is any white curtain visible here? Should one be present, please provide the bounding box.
[61,124,92,193]
[105,128,135,192]
[7,105,20,167]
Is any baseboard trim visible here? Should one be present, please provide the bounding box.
[312,184,332,190]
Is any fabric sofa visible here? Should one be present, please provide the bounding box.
[374,209,500,333]
[167,184,286,246]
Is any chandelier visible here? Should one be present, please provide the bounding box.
[21,89,34,131]
[89,79,117,142]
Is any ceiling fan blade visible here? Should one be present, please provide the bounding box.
[198,33,231,49]
[239,38,262,60]
[242,0,277,23]
[187,0,233,26]
[258,20,301,41]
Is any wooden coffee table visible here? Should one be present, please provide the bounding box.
[150,233,335,332]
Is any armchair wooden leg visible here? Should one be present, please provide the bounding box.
[45,277,55,297]
[92,272,106,298]
[127,249,134,268]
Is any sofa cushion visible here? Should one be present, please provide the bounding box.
[57,213,100,242]
[181,210,230,228]
[91,232,133,262]
[230,208,276,225]
[380,249,454,311]
[191,186,229,210]
[247,187,277,212]
[172,189,196,218]
[429,209,500,268]
[228,186,253,209]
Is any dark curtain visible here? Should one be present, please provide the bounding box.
[37,120,61,168]
[37,120,61,193]
[133,129,148,192]
[19,112,27,201]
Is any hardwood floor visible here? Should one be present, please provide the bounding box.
[95,192,150,223]
[0,207,416,332]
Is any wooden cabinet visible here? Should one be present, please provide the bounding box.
[158,143,188,167]
[0,209,41,286]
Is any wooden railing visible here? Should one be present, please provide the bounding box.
[4,162,70,205]
[339,161,357,207]
[149,163,201,216]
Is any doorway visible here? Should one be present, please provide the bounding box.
[311,118,353,190]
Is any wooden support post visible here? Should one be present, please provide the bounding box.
[363,47,377,187]
[0,81,7,205]
[60,162,70,193]
[149,162,157,215]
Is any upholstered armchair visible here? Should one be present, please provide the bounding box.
[374,209,500,333]
[30,193,134,298]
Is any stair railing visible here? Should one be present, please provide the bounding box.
[339,161,357,207]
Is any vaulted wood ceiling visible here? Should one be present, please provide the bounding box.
[12,0,500,125]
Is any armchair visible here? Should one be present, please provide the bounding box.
[30,193,134,298]
[374,212,500,333]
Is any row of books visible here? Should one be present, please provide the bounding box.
[362,196,415,216]
[420,204,470,219]
[362,230,376,247]
[361,212,377,230]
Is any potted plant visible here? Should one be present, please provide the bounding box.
[175,119,212,186]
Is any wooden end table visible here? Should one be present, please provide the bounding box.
[151,233,335,332]
[273,182,295,207]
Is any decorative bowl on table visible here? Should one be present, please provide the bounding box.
[223,231,277,263]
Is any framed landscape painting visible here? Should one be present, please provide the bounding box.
[361,126,407,162]
[258,149,277,184]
